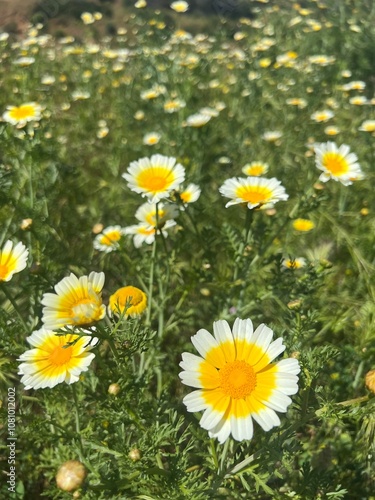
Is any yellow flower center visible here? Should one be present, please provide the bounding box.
[236,185,273,204]
[219,360,256,399]
[71,298,102,325]
[109,286,147,316]
[10,105,36,121]
[323,152,349,176]
[0,263,9,280]
[245,165,264,176]
[100,231,121,246]
[137,167,174,193]
[48,344,72,366]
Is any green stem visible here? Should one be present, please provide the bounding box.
[233,208,253,284]
[146,225,157,326]
[71,384,85,460]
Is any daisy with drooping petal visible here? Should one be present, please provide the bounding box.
[93,225,126,253]
[109,286,147,318]
[135,202,179,228]
[41,272,106,330]
[242,161,269,177]
[179,318,300,443]
[123,154,185,203]
[18,328,98,390]
[0,240,29,282]
[2,102,42,126]
[314,142,364,185]
[219,176,288,210]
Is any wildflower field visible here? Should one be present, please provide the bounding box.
[1,0,375,498]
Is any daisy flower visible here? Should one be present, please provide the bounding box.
[135,202,179,228]
[41,272,106,330]
[18,328,98,390]
[164,99,186,113]
[179,318,300,443]
[123,154,185,203]
[262,130,283,142]
[0,240,29,282]
[282,257,306,269]
[311,110,334,123]
[109,286,147,318]
[358,120,375,133]
[219,176,288,210]
[242,161,269,177]
[314,142,364,185]
[178,183,201,205]
[292,218,315,232]
[170,1,189,12]
[124,222,175,248]
[2,102,42,126]
[143,132,161,146]
[184,113,211,127]
[93,226,126,253]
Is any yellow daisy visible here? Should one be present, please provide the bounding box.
[179,318,300,443]
[109,286,147,318]
[123,154,185,203]
[41,272,106,330]
[170,1,189,13]
[0,240,29,282]
[2,102,41,126]
[292,218,315,232]
[314,142,364,185]
[18,328,98,390]
[219,176,288,210]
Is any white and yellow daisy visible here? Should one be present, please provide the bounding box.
[164,99,186,113]
[41,272,106,330]
[93,226,126,253]
[219,176,288,210]
[123,154,185,203]
[2,102,41,126]
[178,183,201,205]
[81,12,95,25]
[109,286,147,318]
[311,110,334,122]
[262,130,283,142]
[242,161,269,177]
[314,142,364,185]
[0,240,29,282]
[143,132,161,146]
[18,328,98,390]
[135,202,179,228]
[358,120,375,133]
[282,257,306,269]
[124,222,174,248]
[179,318,300,443]
[170,1,189,12]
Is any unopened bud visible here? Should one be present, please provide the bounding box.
[128,448,142,461]
[108,383,121,396]
[56,460,87,492]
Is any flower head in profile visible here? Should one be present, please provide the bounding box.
[311,110,334,123]
[179,318,300,443]
[314,142,364,185]
[2,102,41,127]
[184,113,211,128]
[219,176,288,210]
[18,328,98,390]
[123,154,185,203]
[93,226,126,253]
[242,161,269,177]
[109,286,147,318]
[358,120,375,133]
[41,272,106,330]
[0,240,29,282]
